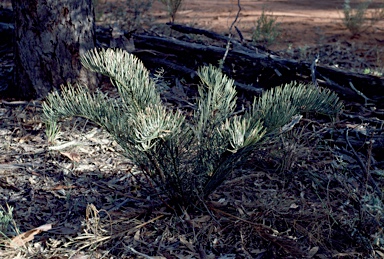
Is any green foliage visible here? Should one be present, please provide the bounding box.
[254,81,343,134]
[45,119,61,144]
[43,48,343,210]
[0,204,15,235]
[342,0,384,35]
[252,8,280,47]
[159,0,183,23]
[342,0,371,35]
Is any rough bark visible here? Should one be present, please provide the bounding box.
[0,7,14,94]
[11,0,98,99]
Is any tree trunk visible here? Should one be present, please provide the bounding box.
[11,0,98,99]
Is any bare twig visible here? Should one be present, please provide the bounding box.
[349,81,374,106]
[228,0,242,42]
[345,129,382,198]
[220,0,242,68]
[311,55,319,87]
[128,246,157,259]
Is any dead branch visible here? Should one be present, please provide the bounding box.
[132,31,384,107]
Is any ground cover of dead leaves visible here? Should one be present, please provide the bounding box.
[0,79,384,259]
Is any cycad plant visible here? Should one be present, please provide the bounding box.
[43,48,343,210]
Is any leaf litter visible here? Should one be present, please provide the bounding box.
[0,83,384,258]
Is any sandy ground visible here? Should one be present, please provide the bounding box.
[149,0,384,50]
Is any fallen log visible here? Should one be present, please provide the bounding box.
[132,28,384,108]
[167,22,271,55]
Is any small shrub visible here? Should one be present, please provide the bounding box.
[45,119,61,144]
[342,0,371,35]
[252,8,280,47]
[94,0,154,31]
[125,0,154,29]
[0,204,16,236]
[342,0,384,35]
[43,48,343,210]
[159,0,183,23]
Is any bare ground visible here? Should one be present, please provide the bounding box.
[151,0,384,50]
